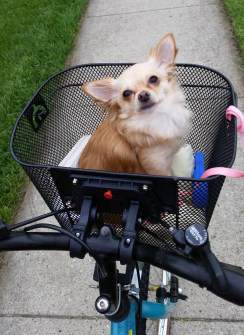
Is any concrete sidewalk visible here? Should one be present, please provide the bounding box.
[1,0,244,334]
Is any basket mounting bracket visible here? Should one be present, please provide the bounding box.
[70,196,93,259]
[119,200,140,264]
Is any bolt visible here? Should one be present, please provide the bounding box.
[72,178,78,185]
[169,227,174,233]
[65,200,72,208]
[125,238,131,246]
[143,185,148,191]
[138,218,142,223]
[75,232,81,238]
[95,296,110,314]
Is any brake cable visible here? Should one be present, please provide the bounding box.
[7,208,71,231]
[22,222,107,277]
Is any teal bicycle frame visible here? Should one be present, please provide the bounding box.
[111,293,175,335]
[108,263,175,335]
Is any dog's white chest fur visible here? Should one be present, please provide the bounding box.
[145,104,189,139]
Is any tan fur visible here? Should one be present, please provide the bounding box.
[79,33,191,175]
[78,114,145,173]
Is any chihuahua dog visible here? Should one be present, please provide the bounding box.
[79,33,191,175]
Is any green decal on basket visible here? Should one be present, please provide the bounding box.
[32,104,48,129]
[25,94,49,132]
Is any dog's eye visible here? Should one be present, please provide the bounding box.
[148,75,159,84]
[122,90,133,98]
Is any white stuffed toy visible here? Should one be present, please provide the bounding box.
[172,144,194,177]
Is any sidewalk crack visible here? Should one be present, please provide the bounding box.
[0,313,104,320]
[87,3,216,19]
[172,317,244,323]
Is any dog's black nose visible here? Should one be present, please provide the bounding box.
[138,91,150,103]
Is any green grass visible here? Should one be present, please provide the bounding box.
[224,0,244,62]
[0,0,88,223]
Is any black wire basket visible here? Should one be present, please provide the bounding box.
[10,63,237,252]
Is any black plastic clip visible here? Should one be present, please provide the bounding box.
[70,196,93,259]
[201,243,228,292]
[119,201,140,264]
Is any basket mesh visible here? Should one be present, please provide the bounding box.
[11,64,236,252]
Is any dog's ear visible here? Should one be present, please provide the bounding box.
[82,78,118,103]
[149,33,177,66]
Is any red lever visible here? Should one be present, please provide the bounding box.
[104,190,113,200]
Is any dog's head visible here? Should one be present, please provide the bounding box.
[83,33,179,119]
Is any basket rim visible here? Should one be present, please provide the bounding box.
[10,62,237,183]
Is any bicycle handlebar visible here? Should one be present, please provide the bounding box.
[0,231,244,306]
